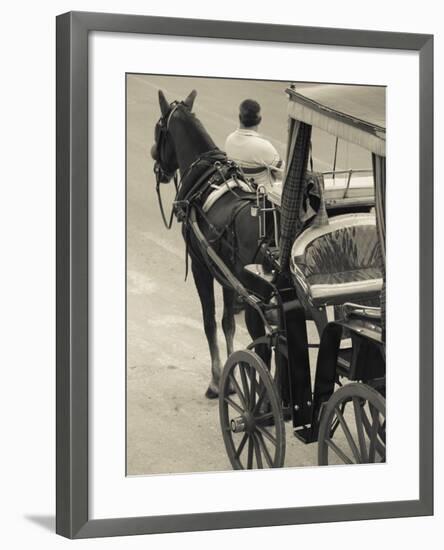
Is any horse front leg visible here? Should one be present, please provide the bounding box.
[192,262,222,399]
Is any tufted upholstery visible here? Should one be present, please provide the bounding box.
[291,213,383,306]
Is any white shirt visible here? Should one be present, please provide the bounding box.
[224,128,284,187]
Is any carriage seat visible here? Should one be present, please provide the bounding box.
[290,213,383,306]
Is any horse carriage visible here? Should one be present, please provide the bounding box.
[151,83,386,470]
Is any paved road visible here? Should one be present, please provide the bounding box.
[126,75,377,475]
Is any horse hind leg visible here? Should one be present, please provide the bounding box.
[222,287,236,358]
[245,304,271,367]
[191,262,222,399]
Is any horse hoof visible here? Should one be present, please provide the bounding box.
[205,386,219,399]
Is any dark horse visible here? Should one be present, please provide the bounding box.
[151,89,267,398]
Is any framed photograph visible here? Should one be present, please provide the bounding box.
[56,11,433,538]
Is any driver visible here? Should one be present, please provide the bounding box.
[225,99,284,186]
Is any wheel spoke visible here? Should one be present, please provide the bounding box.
[247,435,254,469]
[249,366,257,410]
[255,412,274,424]
[326,439,353,464]
[256,424,277,447]
[234,433,248,460]
[256,431,273,467]
[253,385,267,414]
[329,416,340,438]
[330,401,348,438]
[352,397,368,462]
[239,366,251,409]
[252,433,263,468]
[368,404,380,463]
[254,379,263,395]
[380,420,386,443]
[335,406,361,463]
[361,405,386,458]
[224,396,243,415]
[229,374,248,411]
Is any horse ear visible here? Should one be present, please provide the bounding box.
[183,89,197,110]
[158,90,170,116]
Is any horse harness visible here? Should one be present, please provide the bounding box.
[155,147,258,280]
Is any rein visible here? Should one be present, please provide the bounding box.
[153,101,182,229]
[155,171,179,229]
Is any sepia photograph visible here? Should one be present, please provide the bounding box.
[126,74,386,476]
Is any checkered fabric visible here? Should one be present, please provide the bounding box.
[279,122,312,272]
[301,172,329,228]
[372,153,386,337]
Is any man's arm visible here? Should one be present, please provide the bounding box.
[258,138,285,173]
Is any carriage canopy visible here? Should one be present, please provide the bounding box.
[286,85,386,157]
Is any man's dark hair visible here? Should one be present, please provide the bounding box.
[239,99,262,127]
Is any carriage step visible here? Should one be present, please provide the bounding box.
[294,426,318,444]
[337,348,352,377]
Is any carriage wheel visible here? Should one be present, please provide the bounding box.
[318,383,386,466]
[219,350,285,470]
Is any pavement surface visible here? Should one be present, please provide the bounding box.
[126,74,378,475]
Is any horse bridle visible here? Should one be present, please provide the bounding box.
[153,101,181,228]
[153,101,181,183]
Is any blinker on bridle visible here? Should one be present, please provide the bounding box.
[153,100,181,184]
[153,101,182,228]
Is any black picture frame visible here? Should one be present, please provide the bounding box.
[56,11,434,539]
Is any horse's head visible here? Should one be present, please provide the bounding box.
[151,89,197,184]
